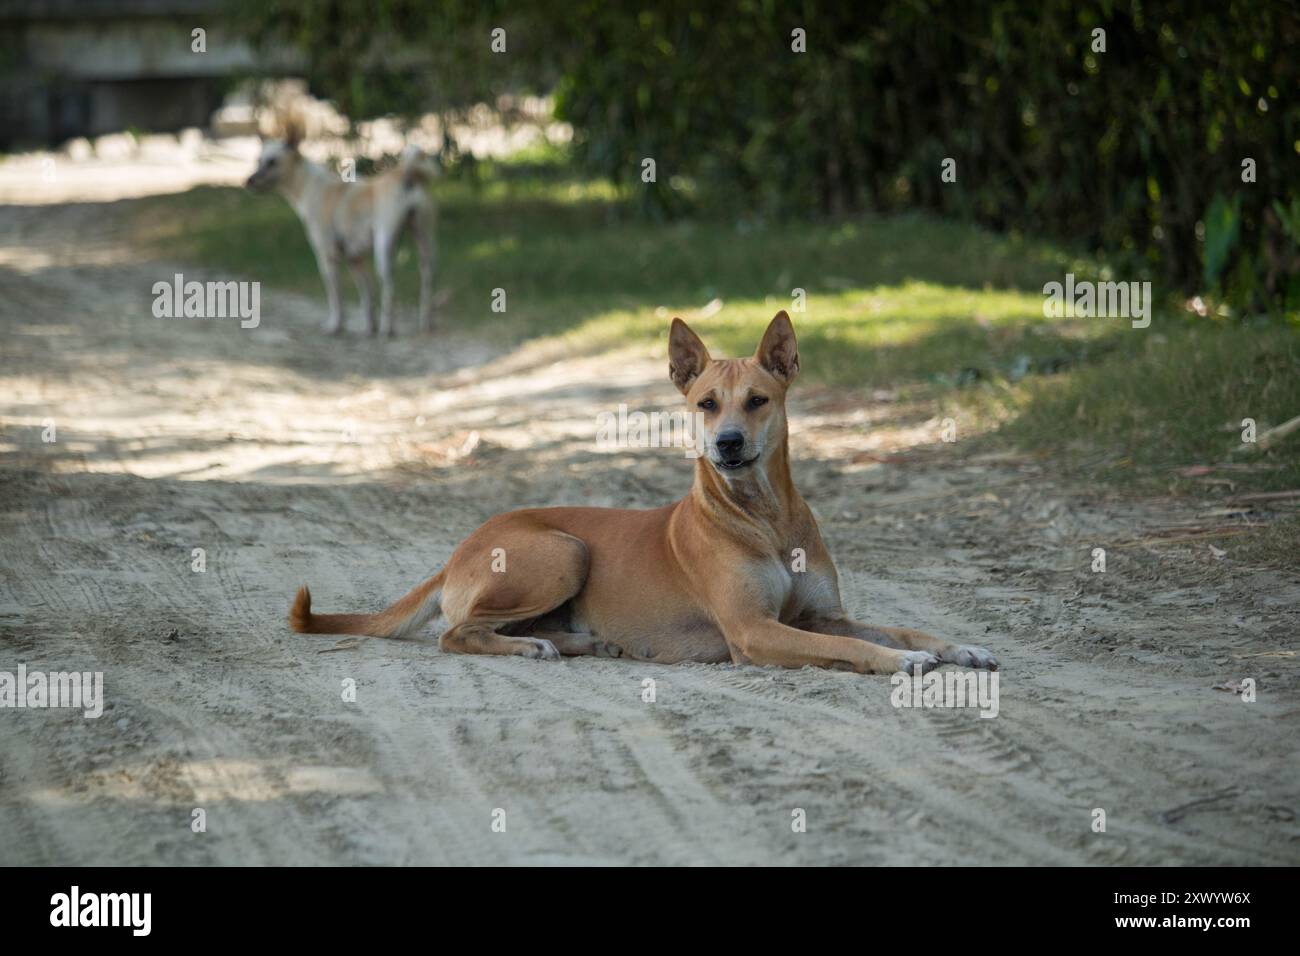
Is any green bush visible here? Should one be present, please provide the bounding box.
[231,1,1300,311]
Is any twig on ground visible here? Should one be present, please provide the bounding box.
[1234,413,1300,454]
[1159,786,1241,824]
[317,638,365,653]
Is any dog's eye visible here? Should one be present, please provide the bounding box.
[747,395,769,410]
[697,398,717,411]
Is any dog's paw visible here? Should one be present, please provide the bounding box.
[521,637,561,661]
[895,650,940,676]
[943,645,999,670]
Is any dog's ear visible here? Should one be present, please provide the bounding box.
[669,318,711,394]
[283,116,303,150]
[272,107,305,150]
[754,310,799,384]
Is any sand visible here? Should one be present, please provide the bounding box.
[1,147,1297,865]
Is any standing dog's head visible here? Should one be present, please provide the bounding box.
[668,311,799,475]
[245,120,304,192]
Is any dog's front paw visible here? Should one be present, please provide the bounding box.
[895,650,940,676]
[943,645,999,670]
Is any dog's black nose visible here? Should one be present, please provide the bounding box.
[715,431,745,457]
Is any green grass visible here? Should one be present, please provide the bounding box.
[995,319,1300,494]
[131,164,1119,385]
[130,160,1300,524]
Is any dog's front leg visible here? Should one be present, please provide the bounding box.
[800,614,998,670]
[722,617,939,675]
[314,248,345,334]
[414,205,437,332]
[347,258,377,335]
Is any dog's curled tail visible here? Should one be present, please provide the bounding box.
[399,145,439,188]
[289,570,445,639]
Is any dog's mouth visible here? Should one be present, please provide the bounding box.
[713,455,758,472]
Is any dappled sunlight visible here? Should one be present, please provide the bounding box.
[464,235,521,260]
[0,139,255,206]
[0,169,1114,491]
[0,155,1207,494]
[0,300,995,486]
[27,757,382,807]
[0,241,142,273]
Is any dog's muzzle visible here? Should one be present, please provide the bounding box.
[712,430,756,470]
[713,455,758,471]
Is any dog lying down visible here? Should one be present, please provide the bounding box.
[289,312,999,677]
[246,124,438,337]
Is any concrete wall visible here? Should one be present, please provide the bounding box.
[0,0,299,147]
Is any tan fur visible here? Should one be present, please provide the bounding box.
[247,134,437,336]
[289,313,999,675]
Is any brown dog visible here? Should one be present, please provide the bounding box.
[290,312,998,675]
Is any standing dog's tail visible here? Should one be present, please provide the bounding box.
[399,145,439,188]
[289,570,445,639]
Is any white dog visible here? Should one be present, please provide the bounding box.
[246,125,438,336]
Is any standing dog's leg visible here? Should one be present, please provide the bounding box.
[315,248,345,335]
[374,231,397,338]
[347,257,377,336]
[413,205,437,333]
[800,614,998,670]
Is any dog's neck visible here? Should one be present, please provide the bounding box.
[275,156,336,219]
[689,422,801,536]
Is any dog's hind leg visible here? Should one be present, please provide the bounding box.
[534,632,624,658]
[413,204,437,333]
[439,623,562,660]
[375,231,397,337]
[436,525,589,661]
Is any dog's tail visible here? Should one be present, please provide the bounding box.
[289,569,445,639]
[399,145,439,188]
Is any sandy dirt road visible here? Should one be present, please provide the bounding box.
[1,155,1298,865]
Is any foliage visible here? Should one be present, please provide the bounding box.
[229,1,1300,309]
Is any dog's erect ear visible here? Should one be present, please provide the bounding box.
[273,108,305,150]
[754,310,799,384]
[669,318,711,394]
[283,117,303,150]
